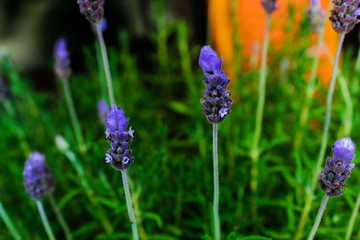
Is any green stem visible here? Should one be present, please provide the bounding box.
[338,75,352,136]
[250,13,271,219]
[294,33,345,240]
[307,194,329,240]
[36,201,56,240]
[95,23,115,106]
[121,170,139,240]
[346,191,360,240]
[294,30,324,149]
[48,193,72,240]
[0,201,22,240]
[61,78,86,153]
[213,123,220,240]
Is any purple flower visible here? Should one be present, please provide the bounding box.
[199,46,232,124]
[330,0,360,34]
[97,100,109,123]
[261,0,278,14]
[78,0,104,24]
[54,39,71,79]
[307,0,325,32]
[23,152,56,200]
[318,137,356,197]
[104,105,135,170]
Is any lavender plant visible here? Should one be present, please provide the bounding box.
[250,0,277,219]
[307,137,356,239]
[295,2,360,238]
[104,105,138,240]
[199,46,232,240]
[78,0,115,106]
[54,39,86,153]
[23,152,56,240]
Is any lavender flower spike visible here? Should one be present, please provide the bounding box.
[318,137,356,197]
[199,46,232,124]
[54,39,71,79]
[23,152,55,201]
[105,105,135,170]
[78,0,104,24]
[330,0,360,34]
[261,0,278,14]
[307,0,325,32]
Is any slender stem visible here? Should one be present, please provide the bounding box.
[95,23,115,106]
[213,123,220,240]
[338,75,352,136]
[345,191,360,240]
[250,13,271,219]
[307,194,329,240]
[36,201,56,240]
[0,201,22,240]
[295,33,345,240]
[121,170,139,240]
[61,78,86,152]
[48,193,72,240]
[294,30,324,149]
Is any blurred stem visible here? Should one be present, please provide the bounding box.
[2,100,31,157]
[61,78,86,153]
[346,191,360,240]
[95,42,107,101]
[250,13,271,219]
[294,29,324,149]
[36,201,56,240]
[48,193,72,240]
[63,150,113,233]
[307,194,329,240]
[95,23,115,106]
[213,123,220,240]
[121,170,139,240]
[294,33,345,240]
[0,201,22,240]
[351,47,360,94]
[338,75,352,136]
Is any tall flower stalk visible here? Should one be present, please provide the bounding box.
[23,152,56,240]
[199,46,232,240]
[78,0,115,106]
[54,39,86,153]
[295,1,360,238]
[104,105,138,240]
[250,0,277,218]
[48,193,73,240]
[307,138,356,239]
[0,199,22,240]
[294,0,326,149]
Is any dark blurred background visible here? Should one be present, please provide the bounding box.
[0,0,208,89]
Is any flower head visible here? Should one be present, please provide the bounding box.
[329,0,360,34]
[318,137,356,197]
[23,152,56,200]
[261,0,278,15]
[104,105,135,170]
[97,100,109,123]
[307,0,326,32]
[54,39,71,79]
[199,46,232,124]
[78,0,104,24]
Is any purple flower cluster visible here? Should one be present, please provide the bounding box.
[261,0,278,15]
[54,39,71,79]
[199,46,232,124]
[307,0,326,32]
[330,0,360,34]
[318,137,356,197]
[98,100,109,123]
[104,105,135,170]
[23,152,55,200]
[78,0,104,24]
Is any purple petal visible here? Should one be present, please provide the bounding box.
[105,105,129,133]
[199,46,223,76]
